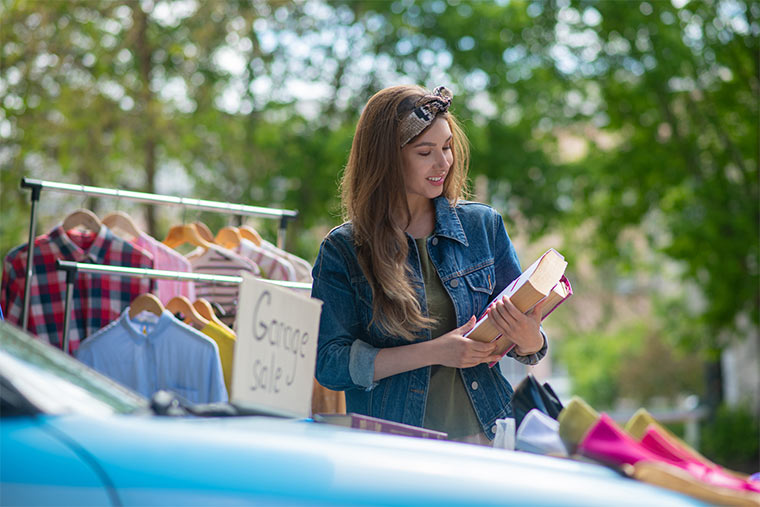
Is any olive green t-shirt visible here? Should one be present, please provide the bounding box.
[416,237,482,439]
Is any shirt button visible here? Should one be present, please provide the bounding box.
[450,279,459,288]
[431,237,438,246]
[471,381,479,390]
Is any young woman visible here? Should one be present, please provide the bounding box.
[311,85,548,444]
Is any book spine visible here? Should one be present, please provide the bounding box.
[350,414,447,439]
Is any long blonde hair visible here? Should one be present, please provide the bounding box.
[341,85,470,340]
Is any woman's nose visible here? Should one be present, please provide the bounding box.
[435,150,447,167]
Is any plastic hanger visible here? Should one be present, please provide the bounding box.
[162,224,214,249]
[167,295,209,328]
[129,293,164,319]
[215,226,242,250]
[193,298,234,334]
[102,211,142,241]
[62,209,102,233]
[239,225,262,246]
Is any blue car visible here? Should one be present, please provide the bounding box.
[0,321,703,506]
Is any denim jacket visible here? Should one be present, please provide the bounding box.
[311,197,548,440]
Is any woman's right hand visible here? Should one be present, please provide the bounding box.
[431,316,503,368]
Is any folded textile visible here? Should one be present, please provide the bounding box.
[640,426,760,494]
[492,417,516,450]
[515,409,568,456]
[557,396,600,453]
[579,414,760,504]
[628,461,760,507]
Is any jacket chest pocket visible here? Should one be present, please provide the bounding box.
[459,263,496,319]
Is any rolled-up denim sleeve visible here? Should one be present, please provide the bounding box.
[349,339,380,389]
[312,234,379,391]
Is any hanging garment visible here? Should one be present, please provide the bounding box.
[259,239,313,283]
[187,245,260,328]
[1,224,155,352]
[199,320,235,395]
[237,238,296,281]
[76,309,227,403]
[133,232,195,304]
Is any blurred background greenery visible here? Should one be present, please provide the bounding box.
[1,0,757,469]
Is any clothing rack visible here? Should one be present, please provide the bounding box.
[19,177,299,330]
[55,260,312,354]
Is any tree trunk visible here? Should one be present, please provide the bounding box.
[134,5,157,236]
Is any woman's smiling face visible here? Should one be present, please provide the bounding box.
[401,117,454,206]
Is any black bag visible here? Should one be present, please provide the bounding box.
[511,374,564,429]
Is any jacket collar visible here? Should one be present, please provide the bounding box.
[433,196,468,246]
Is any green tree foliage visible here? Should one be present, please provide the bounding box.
[700,404,760,473]
[558,321,704,409]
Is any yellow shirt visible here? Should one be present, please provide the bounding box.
[200,321,236,395]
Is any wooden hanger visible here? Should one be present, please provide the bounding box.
[129,293,164,319]
[193,298,234,334]
[102,211,142,241]
[215,226,242,250]
[239,224,263,246]
[162,224,214,249]
[62,208,102,233]
[193,221,215,243]
[167,295,209,328]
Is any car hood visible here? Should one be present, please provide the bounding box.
[43,413,704,506]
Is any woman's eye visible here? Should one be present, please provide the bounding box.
[419,151,431,156]
[443,145,451,151]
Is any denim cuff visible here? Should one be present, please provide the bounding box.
[507,329,548,366]
[349,339,380,390]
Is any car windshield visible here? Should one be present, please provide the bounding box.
[0,322,148,416]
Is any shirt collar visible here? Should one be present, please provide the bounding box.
[433,196,468,246]
[48,223,112,263]
[120,308,174,342]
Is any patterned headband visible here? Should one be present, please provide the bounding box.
[399,86,453,147]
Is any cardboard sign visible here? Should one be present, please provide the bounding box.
[231,273,323,418]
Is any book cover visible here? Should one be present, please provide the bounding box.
[313,412,448,440]
[464,249,572,367]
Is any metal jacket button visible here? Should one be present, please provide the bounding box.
[471,381,479,390]
[431,237,438,246]
[450,279,459,288]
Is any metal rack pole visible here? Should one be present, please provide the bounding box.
[21,178,299,221]
[61,268,76,354]
[20,180,42,330]
[55,260,312,352]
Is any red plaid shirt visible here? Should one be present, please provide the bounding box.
[1,224,155,352]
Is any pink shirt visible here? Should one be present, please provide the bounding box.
[133,233,195,304]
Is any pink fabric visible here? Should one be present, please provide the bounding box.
[578,414,666,467]
[641,426,760,493]
[133,233,195,305]
[579,415,760,494]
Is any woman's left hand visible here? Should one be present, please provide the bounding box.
[487,296,545,356]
